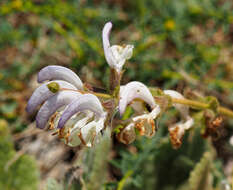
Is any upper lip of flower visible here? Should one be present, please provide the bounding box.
[57,93,106,129]
[119,81,156,116]
[26,80,77,114]
[36,90,82,129]
[102,22,114,67]
[55,94,107,147]
[102,22,134,73]
[37,65,83,89]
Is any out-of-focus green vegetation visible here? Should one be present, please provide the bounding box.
[0,119,39,190]
[0,0,233,189]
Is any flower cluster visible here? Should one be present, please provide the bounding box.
[26,22,194,148]
[26,66,107,147]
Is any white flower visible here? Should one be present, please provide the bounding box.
[102,22,134,73]
[118,81,161,143]
[164,90,194,148]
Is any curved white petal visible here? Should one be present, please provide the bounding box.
[57,94,105,129]
[164,90,189,119]
[36,91,81,129]
[26,80,77,114]
[119,81,156,116]
[102,22,115,68]
[37,65,83,89]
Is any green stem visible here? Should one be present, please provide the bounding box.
[218,107,233,118]
[172,98,233,118]
[171,98,209,109]
[61,88,233,119]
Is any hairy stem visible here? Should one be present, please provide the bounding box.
[218,107,233,118]
[171,98,209,109]
[172,98,233,118]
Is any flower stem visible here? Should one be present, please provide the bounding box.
[218,107,233,118]
[171,98,209,109]
[172,98,233,118]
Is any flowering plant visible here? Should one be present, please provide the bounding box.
[26,22,233,149]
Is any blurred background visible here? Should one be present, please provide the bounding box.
[0,0,233,189]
